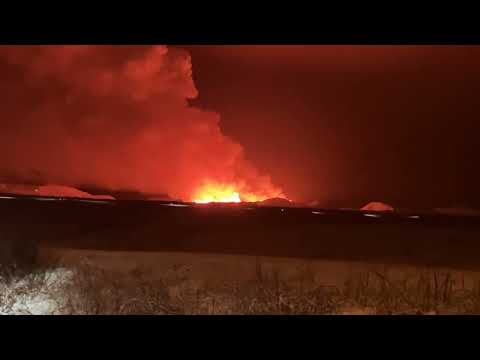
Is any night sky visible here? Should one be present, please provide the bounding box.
[0,45,479,209]
[183,46,480,209]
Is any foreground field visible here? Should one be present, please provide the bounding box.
[2,198,480,314]
[2,247,480,315]
[3,197,480,270]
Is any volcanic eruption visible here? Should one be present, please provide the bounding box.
[0,45,284,203]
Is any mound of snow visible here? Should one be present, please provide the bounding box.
[361,202,394,212]
[0,183,115,200]
[87,194,116,200]
[37,185,115,200]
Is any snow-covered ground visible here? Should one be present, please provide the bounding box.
[0,268,74,315]
[39,248,480,290]
[3,248,480,315]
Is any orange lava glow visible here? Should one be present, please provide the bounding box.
[192,182,266,204]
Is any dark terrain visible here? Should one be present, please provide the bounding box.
[1,195,480,270]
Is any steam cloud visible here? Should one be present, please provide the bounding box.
[0,45,282,201]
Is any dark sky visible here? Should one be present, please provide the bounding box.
[182,46,480,209]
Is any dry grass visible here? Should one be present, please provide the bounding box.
[3,256,480,315]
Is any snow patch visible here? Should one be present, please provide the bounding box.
[361,202,394,212]
[0,268,74,315]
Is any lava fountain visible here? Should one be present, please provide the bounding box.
[192,181,275,204]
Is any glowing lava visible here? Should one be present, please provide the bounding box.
[193,183,242,204]
[192,182,273,204]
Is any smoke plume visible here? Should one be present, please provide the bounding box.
[0,45,283,201]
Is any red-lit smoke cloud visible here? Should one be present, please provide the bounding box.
[0,45,283,201]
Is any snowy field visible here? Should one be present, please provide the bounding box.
[2,247,480,315]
